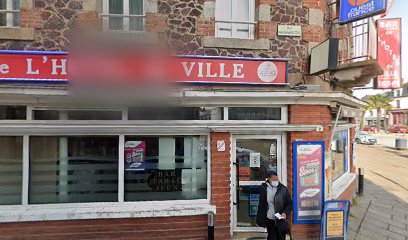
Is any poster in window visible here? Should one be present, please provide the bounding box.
[249,194,259,217]
[293,141,325,224]
[124,141,145,171]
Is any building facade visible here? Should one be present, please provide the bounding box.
[388,83,408,127]
[0,0,376,239]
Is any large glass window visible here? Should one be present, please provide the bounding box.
[331,129,349,181]
[33,110,122,120]
[0,105,26,120]
[228,107,281,120]
[0,0,20,27]
[215,0,255,39]
[124,135,207,201]
[128,107,223,120]
[103,0,144,32]
[29,136,119,204]
[0,136,23,205]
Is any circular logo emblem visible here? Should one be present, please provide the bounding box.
[257,62,278,83]
[348,0,370,6]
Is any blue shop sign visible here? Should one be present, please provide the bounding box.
[339,0,387,25]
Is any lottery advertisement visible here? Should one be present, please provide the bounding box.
[124,141,145,171]
[293,141,325,224]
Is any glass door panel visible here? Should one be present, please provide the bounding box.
[235,138,280,228]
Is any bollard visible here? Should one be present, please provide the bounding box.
[208,211,215,240]
[358,168,364,196]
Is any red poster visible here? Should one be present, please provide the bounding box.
[376,18,402,89]
[0,51,288,86]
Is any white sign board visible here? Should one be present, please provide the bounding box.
[250,152,261,168]
[278,25,302,37]
[217,140,225,152]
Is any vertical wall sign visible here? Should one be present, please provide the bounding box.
[320,200,351,240]
[124,141,146,171]
[339,0,387,25]
[376,18,402,89]
[293,141,325,224]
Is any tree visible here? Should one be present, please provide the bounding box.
[364,94,393,132]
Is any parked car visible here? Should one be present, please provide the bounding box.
[388,126,408,134]
[363,126,378,132]
[355,131,377,145]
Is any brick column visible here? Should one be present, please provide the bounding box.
[197,0,215,37]
[210,132,231,239]
[288,105,332,240]
[256,0,276,39]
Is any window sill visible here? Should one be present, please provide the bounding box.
[203,36,269,50]
[0,28,35,40]
[331,172,356,199]
[0,200,215,223]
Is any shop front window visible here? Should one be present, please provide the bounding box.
[128,107,223,120]
[33,110,122,120]
[29,136,119,204]
[124,135,208,201]
[331,129,349,181]
[228,107,282,120]
[0,105,26,120]
[0,136,23,205]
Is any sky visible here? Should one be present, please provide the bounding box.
[353,0,406,99]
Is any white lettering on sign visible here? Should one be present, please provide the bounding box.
[51,59,67,75]
[233,64,244,78]
[219,63,230,78]
[181,62,195,77]
[26,58,39,75]
[180,62,245,79]
[0,64,9,74]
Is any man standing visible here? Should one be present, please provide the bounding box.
[243,170,293,240]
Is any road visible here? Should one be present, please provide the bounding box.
[348,141,408,240]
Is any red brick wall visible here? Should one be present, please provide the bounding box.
[257,21,277,40]
[288,105,332,240]
[337,178,357,202]
[302,25,326,43]
[0,216,208,240]
[210,132,232,239]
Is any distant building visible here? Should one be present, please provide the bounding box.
[388,83,408,126]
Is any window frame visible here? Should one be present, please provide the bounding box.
[215,0,256,39]
[331,128,350,183]
[102,0,146,32]
[0,0,20,28]
[0,132,212,222]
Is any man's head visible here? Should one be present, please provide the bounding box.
[267,170,279,182]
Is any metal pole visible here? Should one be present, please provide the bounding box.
[208,211,215,240]
[358,168,364,196]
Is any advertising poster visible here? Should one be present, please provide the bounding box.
[250,152,261,168]
[249,194,259,217]
[326,211,344,236]
[124,141,145,171]
[339,0,387,25]
[320,200,351,239]
[376,18,402,89]
[238,153,251,181]
[293,141,325,224]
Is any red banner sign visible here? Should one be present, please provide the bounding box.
[376,18,402,89]
[0,51,288,85]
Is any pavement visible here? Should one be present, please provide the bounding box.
[348,138,408,240]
